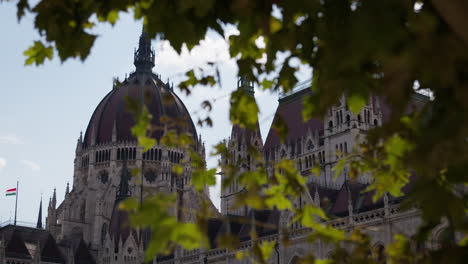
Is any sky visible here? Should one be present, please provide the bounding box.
[0,2,310,225]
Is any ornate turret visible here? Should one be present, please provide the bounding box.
[65,182,70,197]
[76,132,82,153]
[237,76,254,95]
[220,76,263,216]
[133,28,155,73]
[51,188,56,209]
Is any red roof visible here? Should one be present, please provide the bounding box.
[264,90,323,149]
[83,72,198,147]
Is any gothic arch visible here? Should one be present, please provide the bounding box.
[372,242,386,263]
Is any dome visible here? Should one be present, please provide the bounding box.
[82,31,197,147]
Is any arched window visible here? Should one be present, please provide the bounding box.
[329,120,333,132]
[372,244,386,263]
[346,114,350,124]
[374,119,378,126]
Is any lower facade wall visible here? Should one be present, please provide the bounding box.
[158,207,422,264]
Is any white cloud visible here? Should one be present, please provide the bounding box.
[21,160,40,171]
[0,134,23,145]
[0,158,6,169]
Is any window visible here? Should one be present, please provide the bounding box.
[99,170,109,184]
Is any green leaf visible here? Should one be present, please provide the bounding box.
[229,89,259,129]
[23,41,53,66]
[192,168,217,191]
[332,158,346,179]
[347,94,366,115]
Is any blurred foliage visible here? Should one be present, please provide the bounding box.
[8,0,468,262]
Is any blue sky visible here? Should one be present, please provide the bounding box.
[0,2,311,224]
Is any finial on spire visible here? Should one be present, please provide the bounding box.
[134,26,155,73]
[66,182,70,196]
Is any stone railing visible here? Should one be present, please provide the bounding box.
[160,204,409,264]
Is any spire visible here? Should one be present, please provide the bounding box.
[134,26,155,73]
[65,182,70,196]
[237,76,254,95]
[76,132,82,152]
[52,188,56,208]
[36,196,43,229]
[116,158,131,199]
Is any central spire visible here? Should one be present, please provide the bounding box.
[134,26,155,73]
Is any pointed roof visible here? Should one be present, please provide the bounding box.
[40,234,66,263]
[5,229,32,260]
[74,238,96,264]
[37,197,43,229]
[264,88,324,150]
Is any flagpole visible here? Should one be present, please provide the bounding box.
[14,181,18,226]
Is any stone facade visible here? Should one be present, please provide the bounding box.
[43,30,435,264]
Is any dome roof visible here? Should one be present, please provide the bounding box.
[82,31,197,147]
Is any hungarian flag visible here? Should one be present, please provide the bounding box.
[5,188,17,196]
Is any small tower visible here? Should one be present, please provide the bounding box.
[220,76,263,216]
